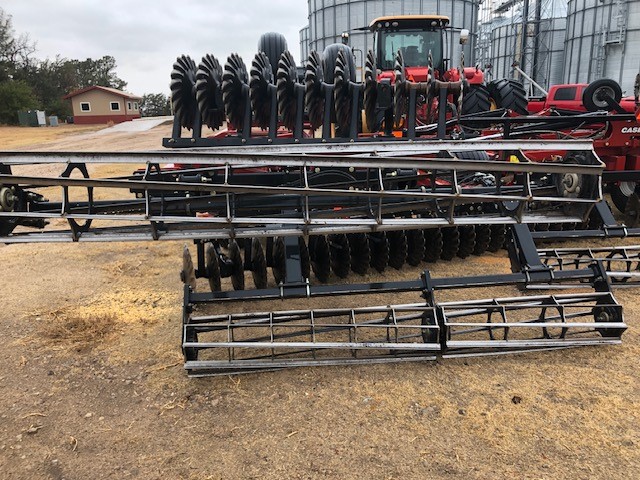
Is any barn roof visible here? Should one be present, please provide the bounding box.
[63,85,142,100]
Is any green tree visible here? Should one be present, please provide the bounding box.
[70,55,127,90]
[0,7,128,118]
[0,80,38,124]
[140,93,171,117]
[19,56,74,116]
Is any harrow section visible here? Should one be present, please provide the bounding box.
[538,245,640,287]
[182,263,626,376]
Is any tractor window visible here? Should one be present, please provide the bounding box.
[379,29,442,70]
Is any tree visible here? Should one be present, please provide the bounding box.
[0,7,128,119]
[18,56,71,117]
[140,93,171,117]
[70,56,127,90]
[0,8,36,81]
[0,80,38,124]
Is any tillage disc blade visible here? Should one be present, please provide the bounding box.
[195,54,225,130]
[387,230,408,270]
[333,49,354,134]
[227,240,245,291]
[363,49,378,133]
[309,235,331,283]
[304,50,325,130]
[170,55,198,130]
[205,242,222,292]
[423,228,443,263]
[348,233,371,275]
[441,227,460,261]
[221,53,249,130]
[249,51,275,130]
[276,50,299,131]
[369,232,390,273]
[329,233,351,278]
[250,238,268,289]
[406,230,426,266]
[271,236,286,285]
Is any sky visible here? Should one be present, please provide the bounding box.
[4,0,309,96]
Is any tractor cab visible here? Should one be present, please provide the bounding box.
[369,15,449,82]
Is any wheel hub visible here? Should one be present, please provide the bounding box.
[0,186,15,212]
[562,173,581,195]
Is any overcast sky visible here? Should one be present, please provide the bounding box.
[4,0,309,96]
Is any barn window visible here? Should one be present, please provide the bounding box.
[80,102,90,112]
[127,102,132,110]
[133,102,138,110]
[110,101,121,111]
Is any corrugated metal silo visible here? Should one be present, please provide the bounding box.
[490,16,565,89]
[564,0,640,95]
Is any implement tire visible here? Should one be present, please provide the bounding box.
[610,181,638,213]
[583,79,622,112]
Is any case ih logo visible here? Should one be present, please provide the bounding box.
[621,126,640,134]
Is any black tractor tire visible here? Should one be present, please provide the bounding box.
[610,181,638,214]
[322,43,355,84]
[461,84,491,116]
[257,32,288,78]
[487,79,528,115]
[582,79,622,112]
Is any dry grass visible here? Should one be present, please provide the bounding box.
[0,124,107,149]
[40,310,115,347]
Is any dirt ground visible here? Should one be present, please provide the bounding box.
[0,125,638,479]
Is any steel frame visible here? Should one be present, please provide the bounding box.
[0,141,602,243]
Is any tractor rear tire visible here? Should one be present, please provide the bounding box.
[487,79,528,115]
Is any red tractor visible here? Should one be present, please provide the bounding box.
[366,14,528,128]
